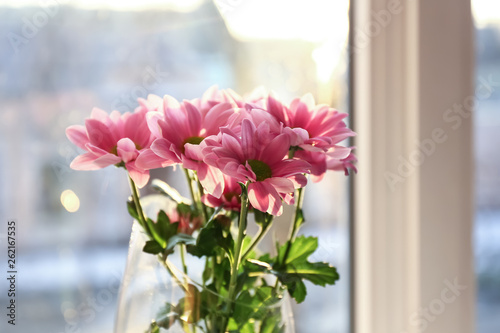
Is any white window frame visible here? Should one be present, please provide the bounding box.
[351,0,475,332]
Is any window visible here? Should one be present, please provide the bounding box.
[472,1,500,332]
[0,1,351,332]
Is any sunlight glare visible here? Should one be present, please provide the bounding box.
[472,0,500,26]
[61,189,80,213]
[0,0,204,11]
[216,0,349,43]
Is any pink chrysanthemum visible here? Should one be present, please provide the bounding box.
[167,206,202,235]
[135,94,237,197]
[267,93,356,181]
[189,85,243,116]
[203,119,311,216]
[327,150,358,176]
[66,107,154,188]
[201,174,242,211]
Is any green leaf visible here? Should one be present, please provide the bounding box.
[226,318,240,332]
[143,240,163,255]
[285,262,339,286]
[286,279,307,304]
[234,286,280,324]
[260,311,285,333]
[212,258,231,292]
[177,202,194,216]
[146,320,160,333]
[166,233,196,251]
[202,258,213,284]
[239,322,257,333]
[241,235,256,259]
[127,200,139,220]
[233,290,252,324]
[188,217,234,258]
[145,218,166,248]
[258,254,275,265]
[200,285,219,317]
[144,211,170,248]
[157,211,178,245]
[278,236,318,266]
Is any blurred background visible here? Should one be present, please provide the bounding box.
[0,1,350,332]
[0,0,498,332]
[473,1,500,331]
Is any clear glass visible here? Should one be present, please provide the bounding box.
[115,196,295,333]
[472,1,500,332]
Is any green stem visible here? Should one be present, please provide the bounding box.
[196,177,209,223]
[184,168,208,224]
[180,244,188,275]
[288,187,305,241]
[280,149,305,264]
[159,253,189,292]
[128,176,190,296]
[222,184,249,332]
[128,175,148,229]
[276,187,305,290]
[184,169,198,209]
[241,219,273,260]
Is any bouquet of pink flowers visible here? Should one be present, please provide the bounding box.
[66,86,356,333]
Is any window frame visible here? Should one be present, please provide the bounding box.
[350,0,475,332]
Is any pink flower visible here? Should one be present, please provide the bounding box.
[189,85,243,116]
[136,94,164,113]
[327,150,358,176]
[167,206,202,235]
[135,94,237,197]
[225,105,284,137]
[201,175,242,211]
[267,93,357,181]
[66,108,154,188]
[203,119,310,216]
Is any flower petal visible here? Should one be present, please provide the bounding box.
[261,133,290,165]
[117,138,138,163]
[266,177,295,194]
[240,119,257,159]
[267,93,287,123]
[66,125,89,150]
[198,164,224,198]
[127,164,150,188]
[203,102,235,135]
[135,149,175,170]
[221,133,245,162]
[125,110,151,149]
[85,118,116,151]
[90,107,110,122]
[182,101,202,136]
[272,159,311,178]
[146,111,164,139]
[70,152,120,170]
[248,181,283,216]
[288,174,308,188]
[151,138,182,163]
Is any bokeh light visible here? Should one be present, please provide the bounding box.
[60,189,80,213]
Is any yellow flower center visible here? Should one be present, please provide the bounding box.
[182,136,205,154]
[247,159,272,181]
[110,142,142,156]
[184,136,205,146]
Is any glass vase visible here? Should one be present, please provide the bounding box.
[114,195,295,333]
